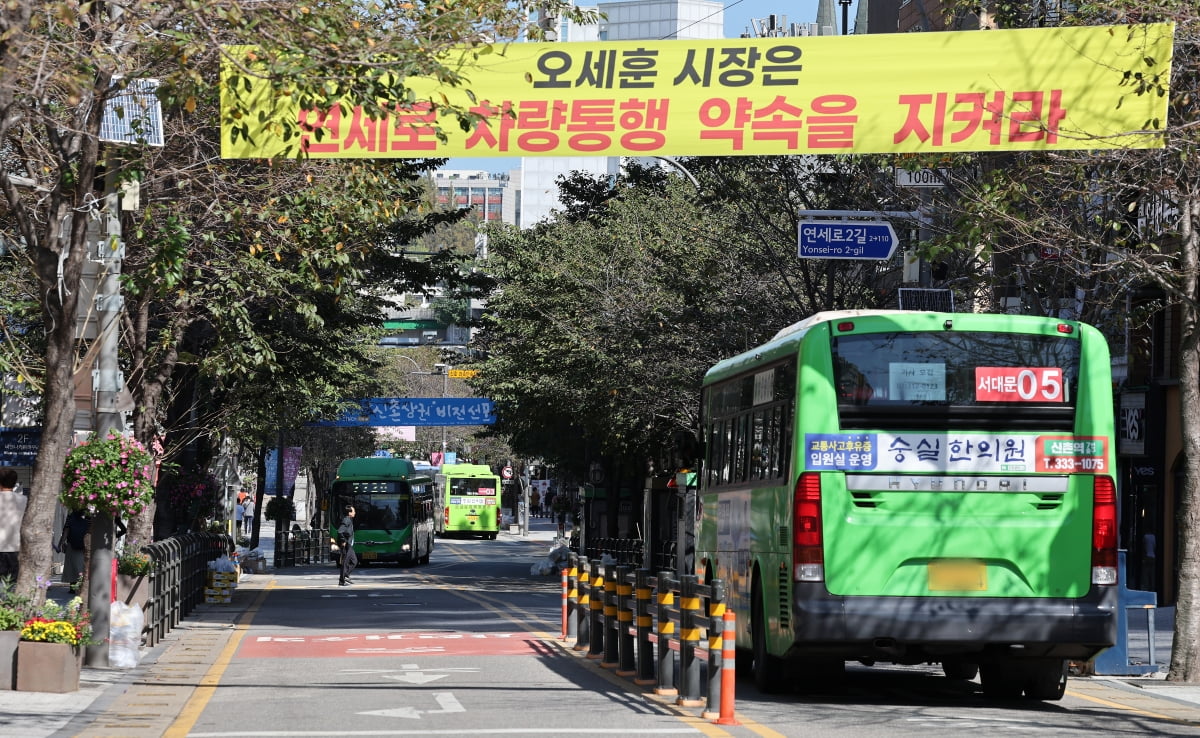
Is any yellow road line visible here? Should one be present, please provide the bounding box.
[163,582,272,738]
[1066,688,1190,723]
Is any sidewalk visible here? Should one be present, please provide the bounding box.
[0,523,279,738]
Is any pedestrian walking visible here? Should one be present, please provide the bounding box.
[0,467,25,582]
[334,505,357,586]
[234,500,245,536]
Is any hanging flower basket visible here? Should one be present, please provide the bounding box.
[164,473,220,519]
[60,432,155,517]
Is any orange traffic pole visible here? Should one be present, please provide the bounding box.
[714,610,739,725]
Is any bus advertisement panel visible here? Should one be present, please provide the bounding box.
[435,464,501,539]
[697,311,1117,701]
[331,457,436,565]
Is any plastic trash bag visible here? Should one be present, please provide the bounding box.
[208,555,237,573]
[109,601,144,668]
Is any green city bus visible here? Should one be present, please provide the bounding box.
[435,463,501,539]
[330,457,436,565]
[697,310,1117,700]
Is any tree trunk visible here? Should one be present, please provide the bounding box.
[17,195,92,598]
[1169,193,1200,682]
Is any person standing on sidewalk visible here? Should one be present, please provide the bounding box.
[234,499,245,536]
[243,496,255,537]
[334,505,357,586]
[57,510,91,591]
[0,467,24,581]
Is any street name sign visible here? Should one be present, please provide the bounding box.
[797,220,899,260]
[894,168,949,188]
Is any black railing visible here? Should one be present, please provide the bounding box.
[273,526,332,568]
[583,537,643,566]
[575,537,675,573]
[141,533,233,648]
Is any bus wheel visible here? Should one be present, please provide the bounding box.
[942,659,979,681]
[1023,659,1067,701]
[751,581,787,694]
[979,662,1024,699]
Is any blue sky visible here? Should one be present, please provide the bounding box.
[444,0,838,173]
[722,0,823,38]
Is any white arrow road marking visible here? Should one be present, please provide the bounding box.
[360,706,423,719]
[384,665,480,684]
[428,692,465,715]
[386,672,447,684]
[360,692,464,719]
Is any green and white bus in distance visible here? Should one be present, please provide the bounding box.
[330,457,436,565]
[435,463,501,539]
[697,311,1117,700]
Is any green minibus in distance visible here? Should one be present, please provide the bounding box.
[435,463,501,539]
[330,457,436,565]
[697,310,1117,700]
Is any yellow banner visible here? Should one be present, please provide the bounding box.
[220,23,1174,159]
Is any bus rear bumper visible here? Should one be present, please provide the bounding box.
[788,585,1116,662]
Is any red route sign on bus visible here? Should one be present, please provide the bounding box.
[975,367,1064,403]
[238,632,542,659]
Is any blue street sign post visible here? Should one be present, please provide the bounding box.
[797,219,899,260]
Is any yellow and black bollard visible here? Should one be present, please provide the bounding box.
[574,559,590,651]
[602,563,620,668]
[616,565,636,676]
[565,555,579,642]
[676,574,703,707]
[587,560,605,659]
[655,570,677,697]
[702,579,726,720]
[634,568,656,685]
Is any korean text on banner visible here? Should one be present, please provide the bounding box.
[220,23,1174,160]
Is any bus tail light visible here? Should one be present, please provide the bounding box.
[1091,475,1118,585]
[793,473,824,582]
[444,507,450,526]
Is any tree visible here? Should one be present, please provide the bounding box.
[0,0,592,598]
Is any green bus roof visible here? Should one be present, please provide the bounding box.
[437,463,499,478]
[336,457,425,480]
[704,310,1087,386]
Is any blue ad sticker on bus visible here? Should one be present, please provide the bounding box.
[806,434,878,470]
[805,432,1047,473]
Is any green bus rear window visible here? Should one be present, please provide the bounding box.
[832,331,1081,430]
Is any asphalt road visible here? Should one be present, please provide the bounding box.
[22,520,1200,738]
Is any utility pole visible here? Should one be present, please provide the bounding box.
[85,182,125,667]
[433,363,450,458]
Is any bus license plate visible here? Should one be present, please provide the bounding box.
[928,560,986,591]
[362,552,377,560]
[467,515,479,524]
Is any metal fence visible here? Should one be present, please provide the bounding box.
[141,533,233,647]
[273,526,331,568]
[578,537,676,575]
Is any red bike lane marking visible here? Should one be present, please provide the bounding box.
[238,632,545,658]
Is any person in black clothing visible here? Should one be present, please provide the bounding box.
[333,505,357,586]
[58,511,91,590]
